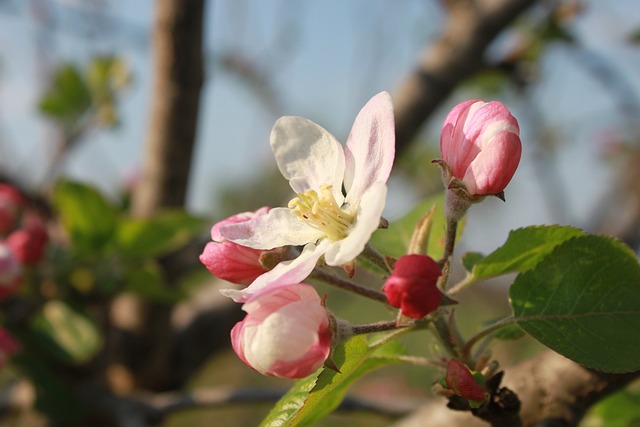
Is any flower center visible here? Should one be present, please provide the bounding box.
[288,184,355,241]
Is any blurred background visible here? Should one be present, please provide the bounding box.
[0,0,639,426]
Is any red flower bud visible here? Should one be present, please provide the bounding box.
[382,254,442,318]
[0,184,25,235]
[7,218,48,265]
[200,207,281,285]
[440,100,521,196]
[445,359,489,403]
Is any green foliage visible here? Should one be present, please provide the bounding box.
[583,387,640,427]
[464,225,585,283]
[510,235,640,373]
[30,300,103,364]
[53,180,118,254]
[39,56,129,131]
[116,210,205,258]
[39,64,92,123]
[260,335,406,427]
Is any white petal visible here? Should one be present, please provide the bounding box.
[344,92,395,204]
[324,182,387,266]
[270,116,345,194]
[220,242,327,302]
[244,299,321,371]
[220,207,323,249]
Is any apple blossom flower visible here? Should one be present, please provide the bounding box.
[220,92,395,302]
[231,283,332,378]
[200,207,283,285]
[0,242,22,300]
[444,359,490,404]
[439,100,521,197]
[382,254,442,318]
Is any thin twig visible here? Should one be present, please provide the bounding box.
[311,268,389,304]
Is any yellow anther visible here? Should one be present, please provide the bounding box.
[288,185,355,241]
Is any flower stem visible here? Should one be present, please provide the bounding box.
[351,320,404,335]
[361,244,392,274]
[311,268,389,305]
[461,316,515,361]
[441,218,458,265]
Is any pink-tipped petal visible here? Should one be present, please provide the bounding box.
[344,92,395,203]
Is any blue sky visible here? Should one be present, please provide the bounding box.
[1,0,640,251]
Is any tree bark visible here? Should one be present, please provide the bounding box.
[132,0,205,217]
[121,0,206,391]
[393,0,536,156]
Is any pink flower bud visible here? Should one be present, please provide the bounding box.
[0,328,20,368]
[200,208,280,285]
[0,242,22,300]
[440,100,521,196]
[7,218,48,265]
[445,359,489,403]
[0,184,25,235]
[382,254,442,318]
[231,283,332,378]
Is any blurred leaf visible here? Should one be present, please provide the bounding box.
[124,259,184,302]
[583,387,640,427]
[39,64,91,122]
[510,235,640,373]
[462,252,485,272]
[116,210,205,258]
[493,323,526,341]
[14,352,85,423]
[371,193,464,260]
[629,28,640,44]
[260,335,405,427]
[53,180,118,253]
[466,225,585,284]
[31,300,103,364]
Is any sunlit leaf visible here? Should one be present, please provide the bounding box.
[53,180,118,254]
[260,334,405,427]
[116,210,205,258]
[510,235,640,372]
[31,300,103,364]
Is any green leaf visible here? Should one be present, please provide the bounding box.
[53,180,118,253]
[260,334,405,427]
[39,64,91,121]
[468,225,585,282]
[124,259,184,302]
[462,252,485,272]
[510,235,640,373]
[583,387,640,427]
[116,210,204,258]
[493,323,526,341]
[31,300,103,364]
[371,193,463,260]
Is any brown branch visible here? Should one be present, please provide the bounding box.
[391,350,640,427]
[132,0,205,217]
[393,0,537,156]
[122,0,206,391]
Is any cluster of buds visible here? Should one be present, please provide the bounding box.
[0,184,49,300]
[200,208,332,377]
[199,95,521,382]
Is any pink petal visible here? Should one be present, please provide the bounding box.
[344,92,395,203]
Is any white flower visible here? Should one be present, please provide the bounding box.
[220,92,395,302]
